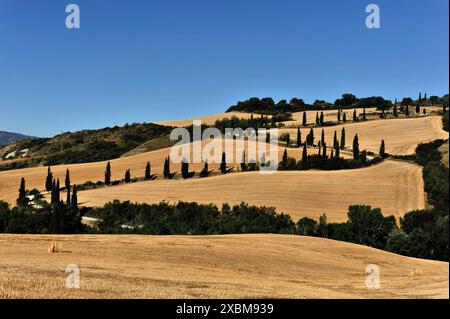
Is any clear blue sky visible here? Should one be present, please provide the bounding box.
[0,0,448,137]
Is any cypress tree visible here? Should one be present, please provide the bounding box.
[321,128,325,145]
[353,109,357,121]
[301,144,308,169]
[318,141,322,156]
[302,112,307,126]
[55,179,60,203]
[125,169,131,183]
[164,157,170,178]
[105,161,111,185]
[340,127,346,150]
[220,152,227,174]
[330,148,334,159]
[379,140,386,158]
[241,151,247,171]
[181,159,189,179]
[333,131,338,150]
[319,112,324,126]
[352,134,359,160]
[322,142,327,158]
[282,148,288,168]
[362,108,367,120]
[200,160,209,177]
[337,109,341,122]
[71,185,78,208]
[296,127,301,147]
[286,133,290,146]
[315,112,319,126]
[17,177,27,206]
[360,150,367,165]
[308,128,314,145]
[65,169,71,205]
[145,161,151,180]
[45,166,53,192]
[343,112,347,122]
[335,142,340,158]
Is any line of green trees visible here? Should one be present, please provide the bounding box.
[226,93,448,114]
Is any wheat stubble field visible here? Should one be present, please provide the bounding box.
[0,234,448,299]
[76,160,424,222]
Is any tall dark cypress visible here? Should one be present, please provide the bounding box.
[352,134,360,160]
[181,159,189,179]
[105,161,111,185]
[45,166,53,192]
[322,142,327,158]
[145,161,151,180]
[220,152,227,174]
[71,185,78,208]
[65,169,71,205]
[301,144,308,169]
[362,108,367,120]
[335,142,340,158]
[296,127,301,147]
[343,112,347,122]
[380,140,386,158]
[337,109,341,122]
[125,169,131,183]
[241,151,247,172]
[308,128,314,145]
[164,157,170,178]
[340,127,346,150]
[17,177,27,206]
[321,128,325,145]
[302,112,307,126]
[333,131,338,150]
[315,112,319,126]
[319,112,324,126]
[353,109,357,121]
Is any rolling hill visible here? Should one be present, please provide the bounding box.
[75,160,425,222]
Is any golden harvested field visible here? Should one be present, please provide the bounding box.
[76,160,424,222]
[0,139,331,205]
[155,111,258,127]
[0,234,447,299]
[280,115,448,155]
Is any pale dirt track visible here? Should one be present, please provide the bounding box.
[0,234,447,299]
[76,160,425,222]
[280,115,448,155]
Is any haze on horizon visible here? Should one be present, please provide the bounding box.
[0,0,448,137]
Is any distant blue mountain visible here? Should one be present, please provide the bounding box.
[0,131,36,146]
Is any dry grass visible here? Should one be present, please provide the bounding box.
[75,160,424,222]
[0,234,447,299]
[280,115,448,155]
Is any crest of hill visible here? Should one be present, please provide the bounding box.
[0,122,174,169]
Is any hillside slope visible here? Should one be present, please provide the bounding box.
[0,234,447,298]
[75,160,424,222]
